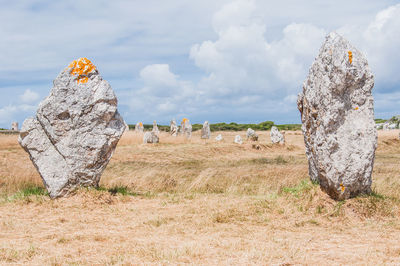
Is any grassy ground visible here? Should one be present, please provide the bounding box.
[0,130,400,265]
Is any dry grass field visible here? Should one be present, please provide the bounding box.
[1,129,400,265]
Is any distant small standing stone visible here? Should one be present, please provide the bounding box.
[234,135,243,144]
[135,122,144,133]
[152,120,159,135]
[170,119,178,136]
[201,121,211,139]
[246,128,258,141]
[11,122,18,131]
[270,126,285,144]
[181,118,192,139]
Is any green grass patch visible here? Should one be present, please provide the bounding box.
[281,179,315,197]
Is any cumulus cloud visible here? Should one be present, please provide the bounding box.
[1,1,399,127]
[20,89,39,103]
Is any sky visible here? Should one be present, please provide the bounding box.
[0,0,399,128]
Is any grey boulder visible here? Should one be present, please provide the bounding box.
[297,32,377,200]
[19,58,125,198]
[270,126,285,144]
[143,131,159,143]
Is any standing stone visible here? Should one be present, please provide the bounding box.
[143,131,159,143]
[201,121,211,139]
[135,122,144,133]
[170,119,178,136]
[11,122,18,131]
[246,128,258,141]
[215,134,223,141]
[181,118,192,139]
[152,120,159,135]
[270,126,285,144]
[234,135,243,144]
[297,32,377,200]
[18,58,125,198]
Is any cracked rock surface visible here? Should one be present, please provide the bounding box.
[297,32,377,200]
[19,58,125,198]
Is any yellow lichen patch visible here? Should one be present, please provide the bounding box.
[182,118,189,124]
[139,122,143,127]
[68,57,96,84]
[355,106,359,110]
[340,183,345,192]
[348,51,353,64]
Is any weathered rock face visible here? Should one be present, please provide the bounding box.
[170,119,178,137]
[246,128,258,141]
[19,58,125,198]
[143,131,159,143]
[135,122,144,133]
[181,118,192,139]
[201,121,211,139]
[270,126,285,144]
[234,135,243,144]
[297,32,377,200]
[152,120,159,135]
[11,122,18,131]
[215,134,223,141]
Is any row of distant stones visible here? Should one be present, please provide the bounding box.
[19,32,377,200]
[139,119,284,145]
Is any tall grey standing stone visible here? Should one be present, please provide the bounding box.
[18,58,125,198]
[270,126,285,144]
[143,131,159,143]
[152,120,159,135]
[11,122,19,131]
[297,32,377,200]
[170,119,178,137]
[201,121,211,139]
[246,128,258,141]
[135,122,144,133]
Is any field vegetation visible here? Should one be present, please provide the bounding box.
[0,129,400,264]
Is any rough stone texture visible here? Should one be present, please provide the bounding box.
[181,118,192,139]
[270,126,285,144]
[170,119,178,137]
[201,121,211,139]
[297,32,377,200]
[246,128,258,141]
[152,120,159,135]
[19,58,125,198]
[234,135,243,144]
[215,134,223,141]
[11,122,18,131]
[135,122,144,133]
[143,131,159,143]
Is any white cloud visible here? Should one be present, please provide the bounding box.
[20,89,39,103]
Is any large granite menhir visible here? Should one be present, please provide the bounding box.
[297,32,377,200]
[19,58,126,198]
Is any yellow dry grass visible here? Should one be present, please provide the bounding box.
[1,129,400,265]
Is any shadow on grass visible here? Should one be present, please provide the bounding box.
[96,185,138,196]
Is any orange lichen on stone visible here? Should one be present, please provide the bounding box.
[355,106,359,110]
[182,118,189,124]
[340,183,345,192]
[139,122,143,127]
[348,51,353,64]
[68,57,96,84]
